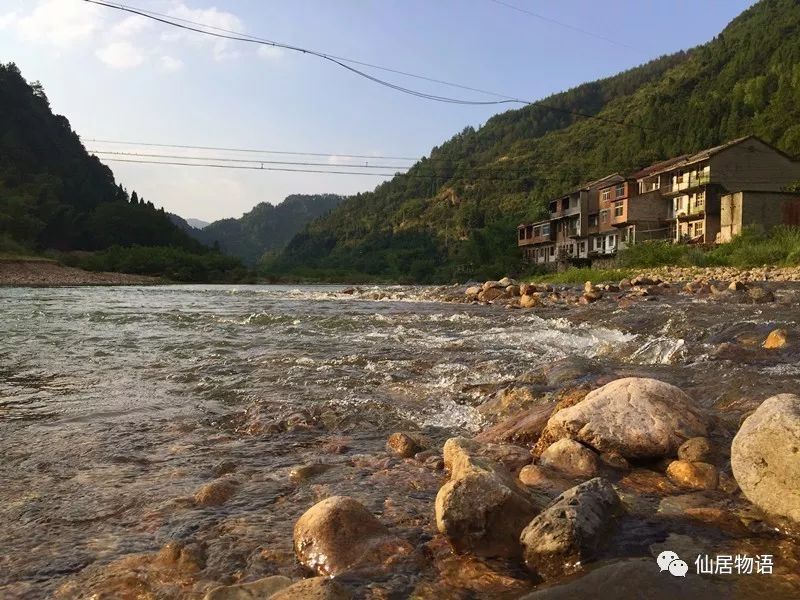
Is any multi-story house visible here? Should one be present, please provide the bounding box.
[518,136,800,263]
[644,136,800,243]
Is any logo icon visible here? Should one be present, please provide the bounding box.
[657,550,687,577]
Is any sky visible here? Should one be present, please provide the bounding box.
[0,0,757,222]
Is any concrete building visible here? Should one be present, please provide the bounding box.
[518,135,800,264]
[719,191,800,242]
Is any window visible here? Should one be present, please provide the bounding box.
[608,234,617,247]
[549,246,555,256]
[600,209,609,223]
[519,228,525,240]
[589,214,599,227]
[580,242,586,253]
[614,201,624,218]
[542,223,550,236]
[601,189,611,202]
[676,171,684,184]
[615,183,625,198]
[693,221,704,237]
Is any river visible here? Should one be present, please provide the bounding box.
[1,284,798,598]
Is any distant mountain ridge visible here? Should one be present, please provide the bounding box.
[186,218,209,229]
[266,0,800,283]
[188,194,343,265]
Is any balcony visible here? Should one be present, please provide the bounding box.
[675,203,706,221]
[518,223,555,246]
[663,173,711,195]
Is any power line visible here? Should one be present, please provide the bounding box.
[84,138,421,161]
[488,0,640,52]
[83,0,517,106]
[88,150,411,170]
[83,0,651,130]
[102,158,402,176]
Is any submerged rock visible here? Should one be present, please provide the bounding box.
[541,378,707,459]
[762,328,789,349]
[194,477,238,507]
[731,394,800,523]
[270,577,351,600]
[293,496,411,576]
[386,431,429,458]
[518,558,725,599]
[204,575,292,600]
[519,477,622,580]
[677,437,714,463]
[436,437,538,558]
[539,438,601,478]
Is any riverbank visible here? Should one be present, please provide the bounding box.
[0,258,162,286]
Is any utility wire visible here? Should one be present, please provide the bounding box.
[102,158,403,176]
[89,150,411,170]
[85,138,421,161]
[488,0,640,52]
[82,0,651,130]
[100,157,563,182]
[83,0,516,106]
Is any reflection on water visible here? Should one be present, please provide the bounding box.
[0,284,798,598]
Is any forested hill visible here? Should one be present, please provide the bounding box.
[0,62,204,255]
[265,0,800,283]
[191,194,343,265]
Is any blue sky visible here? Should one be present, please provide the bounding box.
[0,0,756,222]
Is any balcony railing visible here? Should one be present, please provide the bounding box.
[662,173,711,194]
[675,203,706,220]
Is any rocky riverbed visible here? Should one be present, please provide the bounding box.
[0,258,160,286]
[2,282,799,599]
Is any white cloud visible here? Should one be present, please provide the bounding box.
[15,0,102,48]
[165,3,245,61]
[0,12,18,29]
[96,41,145,70]
[110,14,152,38]
[257,45,284,61]
[160,55,184,72]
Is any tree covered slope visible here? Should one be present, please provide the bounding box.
[0,62,204,255]
[266,0,800,283]
[192,194,343,265]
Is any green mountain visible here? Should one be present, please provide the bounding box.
[0,62,244,280]
[192,194,343,265]
[265,0,800,283]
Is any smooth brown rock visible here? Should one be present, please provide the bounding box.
[519,294,539,308]
[194,477,238,506]
[386,431,429,458]
[763,328,789,349]
[666,460,719,490]
[677,437,714,463]
[539,438,601,477]
[294,496,410,576]
[436,438,537,558]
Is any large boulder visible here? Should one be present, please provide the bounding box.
[541,378,707,459]
[731,394,800,522]
[519,478,622,580]
[293,496,411,576]
[436,438,538,558]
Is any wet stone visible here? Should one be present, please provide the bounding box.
[666,460,719,490]
[194,477,238,507]
[386,431,429,458]
[677,437,714,463]
[204,575,292,600]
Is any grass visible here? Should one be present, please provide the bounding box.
[529,267,633,285]
[618,226,800,269]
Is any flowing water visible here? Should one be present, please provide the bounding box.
[1,284,799,598]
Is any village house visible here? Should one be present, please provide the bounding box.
[518,136,800,264]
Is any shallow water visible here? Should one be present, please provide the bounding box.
[1,284,798,598]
